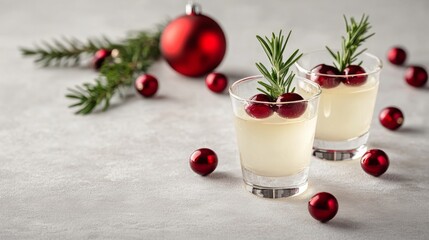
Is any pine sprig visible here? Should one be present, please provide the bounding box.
[326,14,374,72]
[20,26,163,114]
[20,36,118,66]
[255,30,302,100]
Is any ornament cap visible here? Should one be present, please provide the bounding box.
[186,2,202,15]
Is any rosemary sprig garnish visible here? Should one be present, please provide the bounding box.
[255,30,302,100]
[20,26,163,114]
[326,14,374,72]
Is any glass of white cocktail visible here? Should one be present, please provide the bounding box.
[230,75,321,198]
[295,15,382,161]
[296,51,382,160]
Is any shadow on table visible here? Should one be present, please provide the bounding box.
[207,171,241,184]
[379,172,413,183]
[327,217,362,230]
[396,126,425,135]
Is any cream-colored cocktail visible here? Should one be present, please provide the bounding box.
[235,111,317,177]
[316,76,379,141]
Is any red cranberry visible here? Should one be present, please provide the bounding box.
[310,64,341,89]
[206,72,228,93]
[135,74,159,97]
[245,94,274,119]
[308,192,339,223]
[405,66,428,88]
[361,149,389,177]
[387,47,407,65]
[343,65,368,86]
[92,49,111,70]
[276,93,307,118]
[189,148,218,176]
[379,107,404,130]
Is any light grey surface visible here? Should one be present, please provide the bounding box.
[1,0,429,239]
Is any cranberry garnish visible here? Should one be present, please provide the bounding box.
[310,64,341,89]
[387,47,407,66]
[189,148,218,176]
[135,74,159,97]
[361,149,389,177]
[404,66,428,88]
[245,94,274,119]
[343,65,368,86]
[379,107,404,130]
[276,93,307,118]
[308,192,339,223]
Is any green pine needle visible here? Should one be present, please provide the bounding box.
[326,14,374,72]
[20,25,163,114]
[255,30,302,100]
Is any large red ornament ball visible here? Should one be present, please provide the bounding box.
[387,47,407,66]
[189,148,218,176]
[160,3,227,77]
[361,149,389,177]
[404,66,428,87]
[135,74,159,97]
[379,107,404,130]
[308,192,339,223]
[205,72,228,93]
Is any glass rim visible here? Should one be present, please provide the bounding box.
[229,75,322,105]
[294,50,383,77]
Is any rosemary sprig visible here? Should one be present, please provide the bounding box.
[20,26,162,114]
[326,14,375,72]
[255,30,302,100]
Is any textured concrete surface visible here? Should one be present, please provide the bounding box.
[1,0,429,239]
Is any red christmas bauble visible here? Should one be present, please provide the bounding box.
[189,148,218,176]
[308,192,338,223]
[379,107,404,130]
[404,66,428,87]
[205,72,228,93]
[135,74,159,97]
[92,49,111,70]
[387,47,407,65]
[160,3,226,77]
[361,149,389,177]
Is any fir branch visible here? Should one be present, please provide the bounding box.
[255,30,302,99]
[20,25,163,114]
[20,37,118,67]
[326,14,374,72]
[65,28,162,114]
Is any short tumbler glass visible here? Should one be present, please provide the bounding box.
[229,75,321,198]
[295,50,383,161]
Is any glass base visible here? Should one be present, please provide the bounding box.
[242,167,308,198]
[313,132,369,161]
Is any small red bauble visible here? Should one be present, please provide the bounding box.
[245,94,274,119]
[343,65,367,86]
[160,3,227,77]
[361,149,389,177]
[135,74,159,97]
[387,47,407,65]
[308,192,339,223]
[310,64,342,89]
[276,93,307,118]
[189,148,218,176]
[404,66,428,87]
[92,49,111,70]
[205,72,228,93]
[379,107,404,130]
